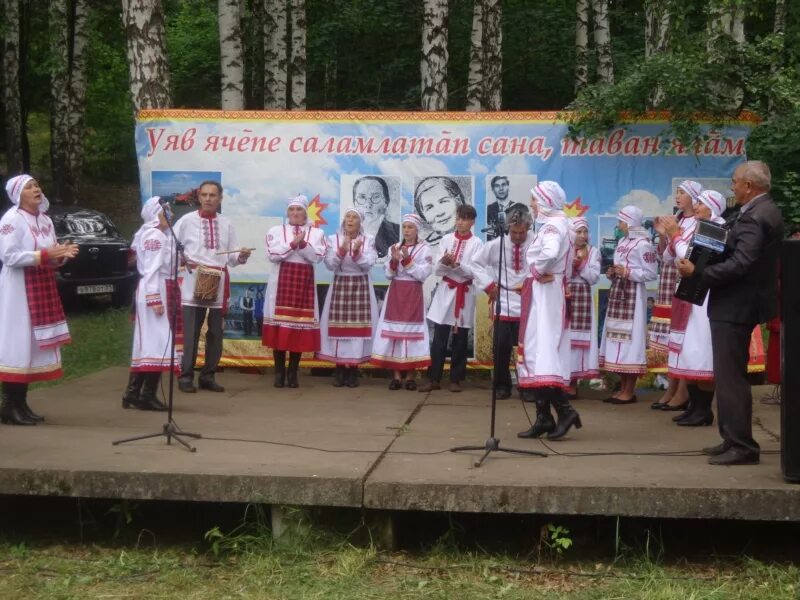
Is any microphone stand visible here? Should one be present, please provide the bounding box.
[450,219,546,467]
[113,205,202,452]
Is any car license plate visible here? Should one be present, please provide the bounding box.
[76,284,115,295]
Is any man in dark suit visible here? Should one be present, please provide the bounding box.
[678,160,784,466]
[486,176,526,240]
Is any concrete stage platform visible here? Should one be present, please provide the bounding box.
[0,367,795,521]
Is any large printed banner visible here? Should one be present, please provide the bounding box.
[135,110,759,370]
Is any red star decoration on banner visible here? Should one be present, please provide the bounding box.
[563,197,590,217]
[306,195,328,227]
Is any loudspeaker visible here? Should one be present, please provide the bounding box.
[781,240,800,482]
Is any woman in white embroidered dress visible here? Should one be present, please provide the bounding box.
[649,180,701,410]
[567,217,601,398]
[599,205,658,404]
[371,214,432,390]
[667,190,727,427]
[122,197,179,411]
[0,175,78,425]
[318,208,378,387]
[516,182,581,441]
[263,195,327,388]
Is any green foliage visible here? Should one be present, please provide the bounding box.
[541,523,573,559]
[166,0,221,109]
[84,5,137,182]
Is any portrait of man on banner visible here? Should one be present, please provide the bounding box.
[484,174,536,240]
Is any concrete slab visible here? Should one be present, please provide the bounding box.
[0,369,796,521]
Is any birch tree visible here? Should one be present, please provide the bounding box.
[49,0,89,204]
[592,0,613,84]
[219,0,244,110]
[774,0,787,35]
[121,0,171,112]
[264,0,288,109]
[421,0,448,111]
[482,0,502,110]
[575,0,589,92]
[645,0,670,58]
[289,0,306,110]
[466,1,484,111]
[707,1,745,110]
[3,0,24,174]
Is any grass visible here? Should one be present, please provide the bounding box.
[0,536,797,600]
[34,306,133,388]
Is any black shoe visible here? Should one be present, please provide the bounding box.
[140,373,167,411]
[122,372,147,408]
[333,366,345,388]
[178,378,197,393]
[346,367,359,388]
[1,385,36,425]
[389,379,402,390]
[199,378,225,392]
[548,388,582,440]
[660,400,688,411]
[608,395,637,405]
[650,399,668,409]
[19,399,44,422]
[287,353,301,388]
[404,378,417,391]
[702,441,731,456]
[496,387,512,400]
[708,447,759,466]
[676,411,714,427]
[517,389,556,439]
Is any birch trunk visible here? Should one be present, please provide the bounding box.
[644,0,670,106]
[466,0,484,112]
[121,0,171,112]
[707,2,745,110]
[3,0,24,174]
[774,0,787,34]
[67,0,89,199]
[421,0,448,111]
[49,0,72,203]
[645,0,670,58]
[575,0,589,92]
[219,0,244,110]
[289,0,306,110]
[592,0,613,84]
[482,0,502,110]
[264,0,288,109]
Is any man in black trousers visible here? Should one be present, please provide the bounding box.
[678,160,783,466]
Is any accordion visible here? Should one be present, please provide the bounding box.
[674,219,729,306]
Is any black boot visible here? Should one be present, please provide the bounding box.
[1,383,35,425]
[346,367,359,388]
[17,384,44,422]
[333,365,345,387]
[122,372,147,409]
[140,373,167,411]
[287,352,301,388]
[547,388,582,440]
[273,351,286,388]
[672,393,694,423]
[677,386,714,427]
[517,389,555,438]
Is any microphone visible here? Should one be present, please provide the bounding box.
[480,209,507,233]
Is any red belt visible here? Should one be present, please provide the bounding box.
[443,276,472,322]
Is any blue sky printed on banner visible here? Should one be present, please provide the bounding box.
[135,115,750,284]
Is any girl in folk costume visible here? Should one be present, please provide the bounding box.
[0,175,78,425]
[318,208,379,387]
[665,190,727,427]
[371,214,433,390]
[122,197,180,412]
[263,195,327,388]
[649,180,702,410]
[516,181,581,441]
[566,217,601,398]
[599,205,658,404]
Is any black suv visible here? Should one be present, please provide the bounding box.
[49,207,138,307]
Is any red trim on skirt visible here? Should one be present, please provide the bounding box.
[262,324,320,352]
[369,357,431,370]
[0,368,63,383]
